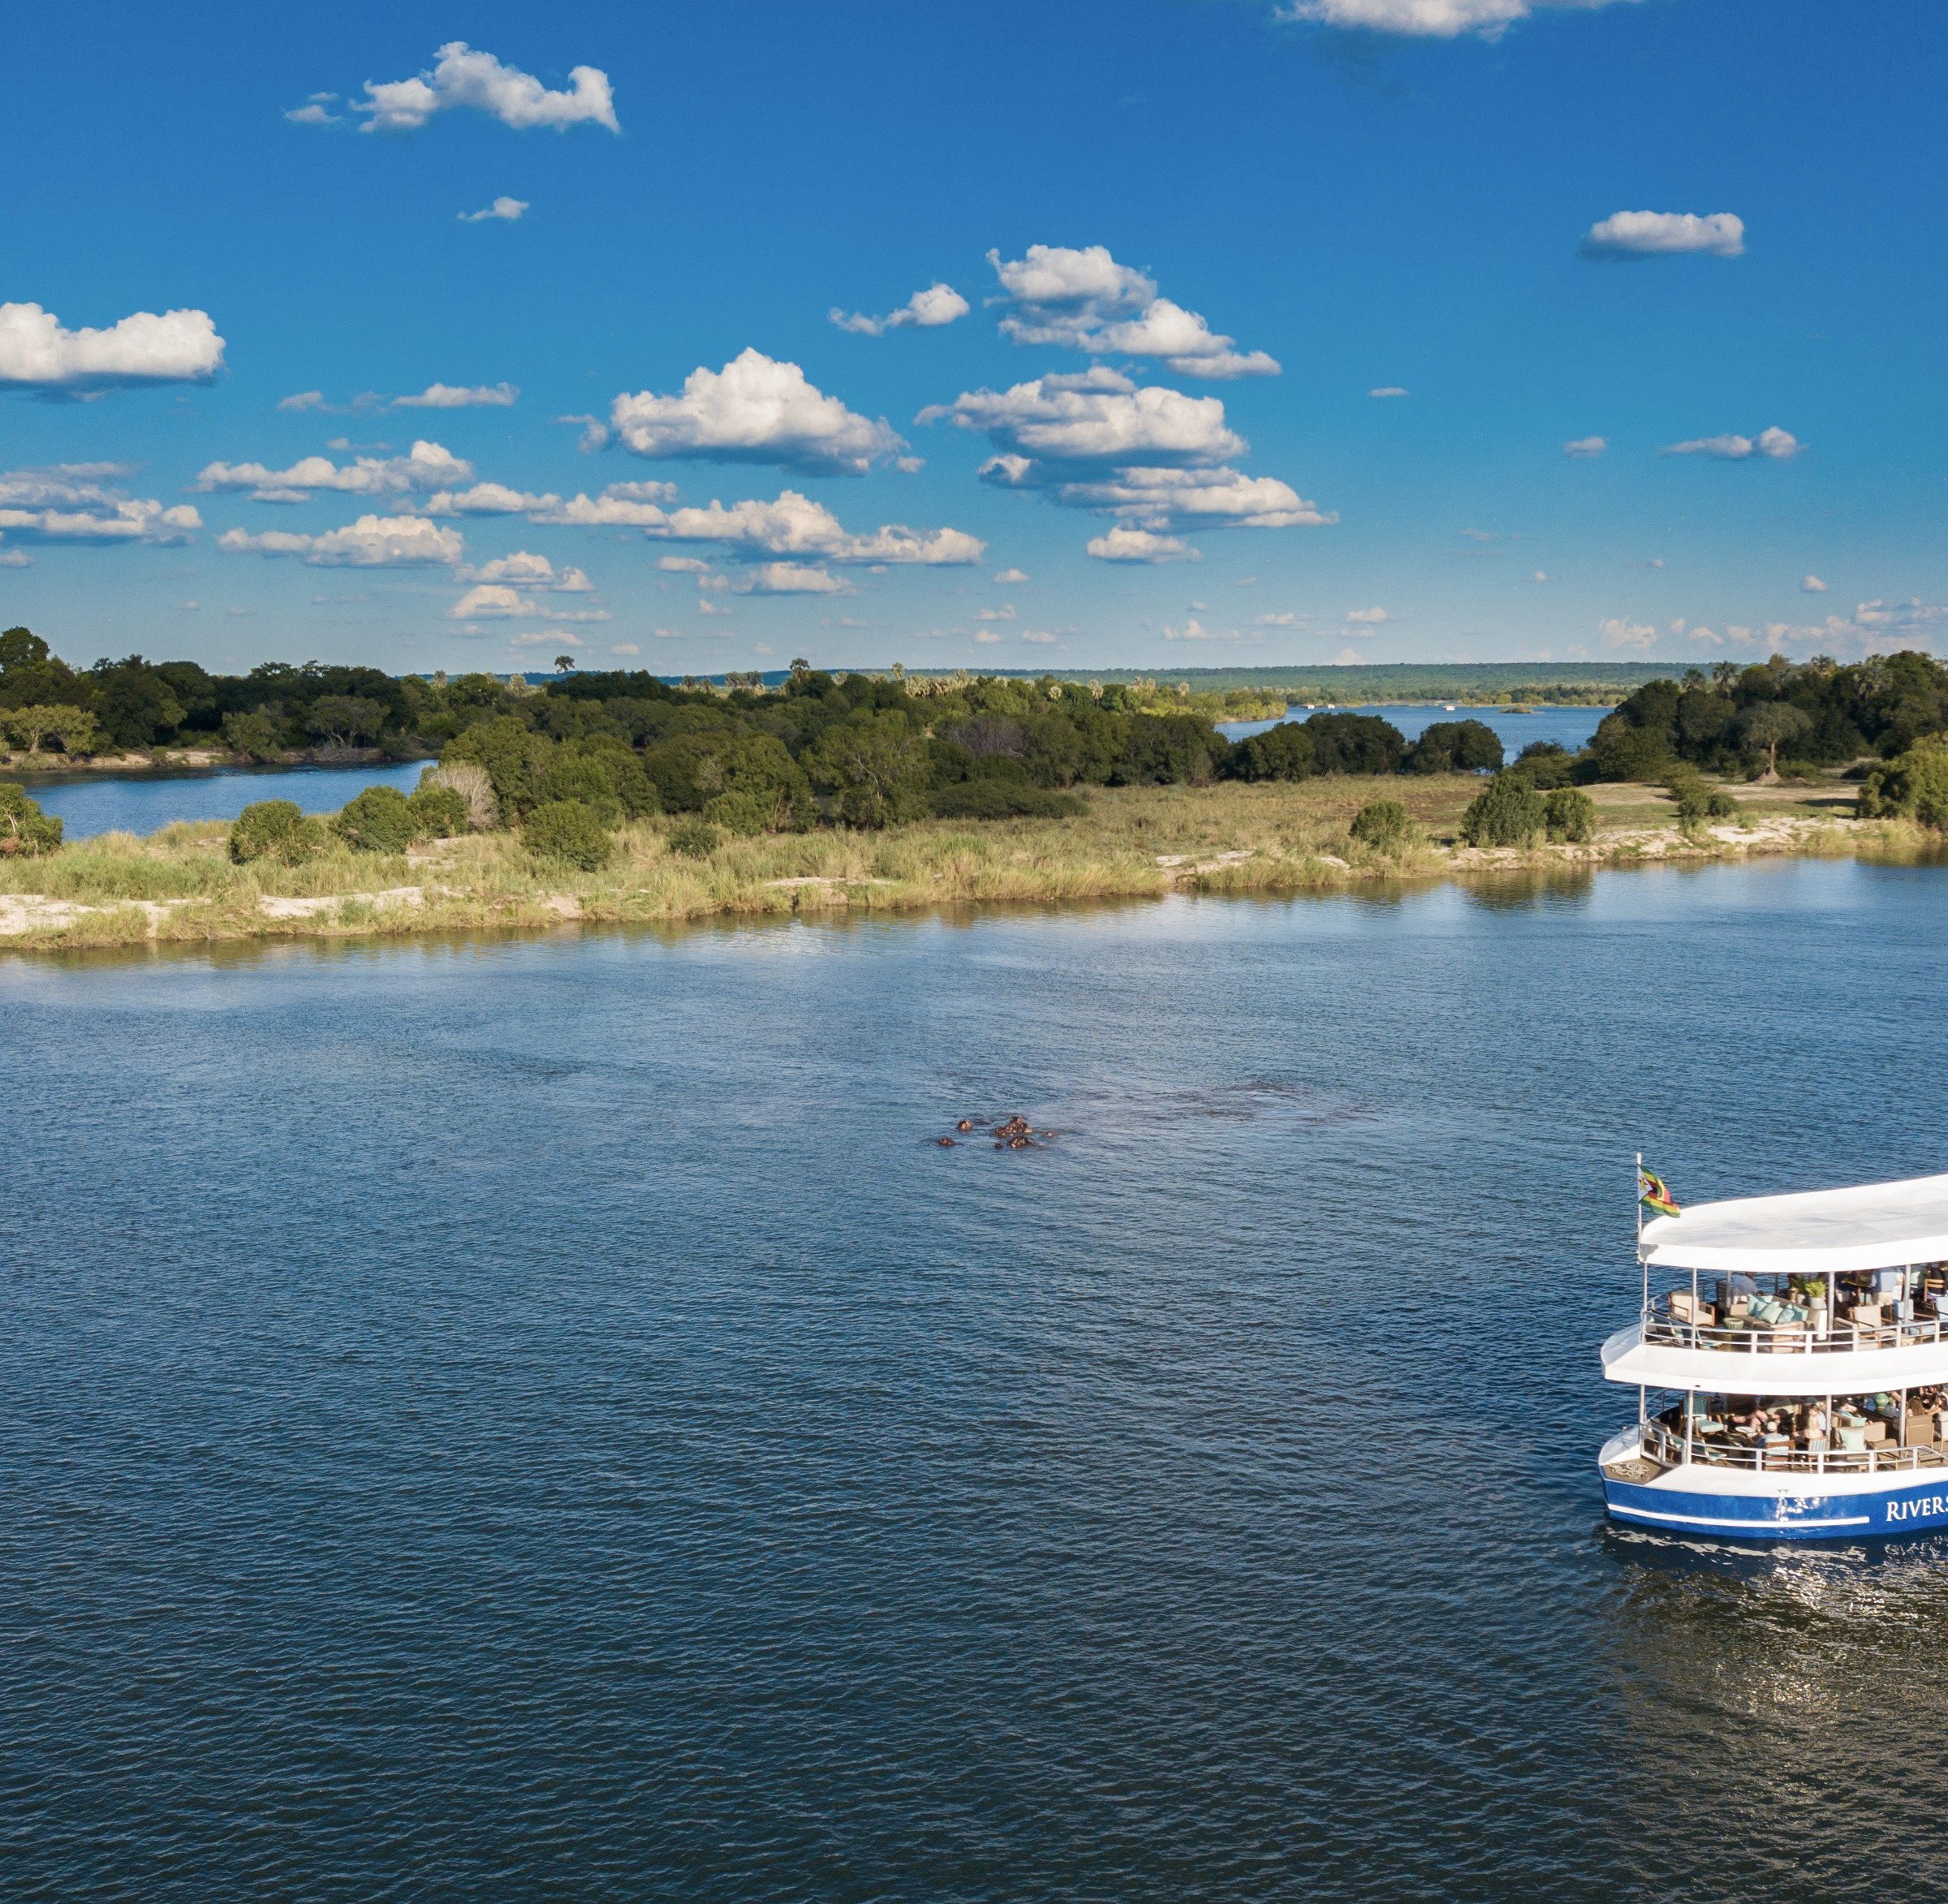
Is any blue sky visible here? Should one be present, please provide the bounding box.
[2,0,1943,675]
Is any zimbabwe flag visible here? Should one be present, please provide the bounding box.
[1639,1170,1680,1218]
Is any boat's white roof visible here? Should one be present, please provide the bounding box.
[1641,1171,1948,1275]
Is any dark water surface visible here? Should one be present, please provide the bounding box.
[6,861,1948,1901]
[22,760,425,842]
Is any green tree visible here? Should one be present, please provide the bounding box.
[229,799,329,866]
[803,711,933,826]
[444,717,553,820]
[1348,799,1411,850]
[524,798,614,869]
[0,782,62,855]
[419,761,498,830]
[333,785,419,853]
[0,627,83,710]
[406,782,471,840]
[1860,738,1948,829]
[222,709,287,761]
[89,657,186,750]
[1739,700,1812,779]
[1404,719,1503,774]
[1544,787,1597,843]
[1229,722,1316,782]
[307,695,388,750]
[1460,772,1547,846]
[2,704,97,756]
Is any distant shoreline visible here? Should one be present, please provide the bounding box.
[1,774,1923,954]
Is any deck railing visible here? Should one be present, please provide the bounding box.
[1642,1310,1948,1355]
[1641,1420,1948,1475]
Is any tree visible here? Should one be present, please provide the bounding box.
[1544,788,1597,844]
[89,657,186,750]
[554,653,577,674]
[2,704,97,756]
[420,761,498,830]
[802,711,933,826]
[306,695,387,750]
[1349,799,1411,850]
[1460,772,1547,846]
[524,798,614,869]
[222,709,287,762]
[1404,719,1503,775]
[1301,711,1407,776]
[333,785,419,853]
[229,799,328,866]
[1739,701,1812,780]
[0,627,82,710]
[0,782,62,855]
[1229,722,1316,782]
[443,717,553,819]
[1860,739,1948,829]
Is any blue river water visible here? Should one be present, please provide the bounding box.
[5,859,1947,1901]
[19,760,427,842]
[1218,701,1608,754]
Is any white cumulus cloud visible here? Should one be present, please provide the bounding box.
[467,551,593,590]
[1087,527,1198,563]
[1598,616,1658,649]
[1278,0,1636,38]
[735,562,851,595]
[1580,211,1744,259]
[218,514,465,566]
[449,583,607,622]
[610,349,903,475]
[394,381,517,408]
[1036,465,1336,532]
[830,282,970,336]
[196,439,472,502]
[459,198,528,224]
[925,369,1244,466]
[0,302,224,392]
[420,483,562,516]
[348,43,618,135]
[987,244,1278,378]
[1801,574,1829,593]
[994,566,1029,584]
[1346,606,1390,624]
[1369,386,1410,398]
[1563,435,1607,458]
[1662,427,1803,461]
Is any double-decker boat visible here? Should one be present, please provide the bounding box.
[1600,1169,1948,1540]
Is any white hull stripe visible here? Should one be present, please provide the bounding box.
[1611,1502,1874,1531]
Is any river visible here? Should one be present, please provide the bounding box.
[4,859,1944,1901]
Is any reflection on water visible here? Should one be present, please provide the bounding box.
[5,859,1948,1900]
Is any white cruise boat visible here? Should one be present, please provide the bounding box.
[1601,1170,1948,1540]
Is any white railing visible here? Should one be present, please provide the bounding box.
[1641,1420,1948,1475]
[1643,1309,1948,1355]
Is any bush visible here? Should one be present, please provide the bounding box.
[407,782,471,840]
[701,790,774,835]
[1544,787,1596,844]
[222,709,286,762]
[0,781,62,855]
[1228,722,1315,782]
[666,818,720,859]
[1859,737,1948,828]
[1665,768,1735,824]
[929,781,1084,820]
[229,798,328,866]
[333,784,418,854]
[523,799,614,870]
[1404,719,1503,775]
[1509,742,1575,790]
[1460,773,1547,847]
[1348,799,1410,850]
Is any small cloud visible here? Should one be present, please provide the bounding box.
[1598,616,1657,650]
[973,630,1003,643]
[1020,630,1059,644]
[1562,436,1606,459]
[753,643,774,655]
[558,412,610,453]
[1532,571,1549,584]
[1661,427,1803,461]
[1801,574,1829,592]
[830,282,971,336]
[975,605,1016,622]
[459,196,528,223]
[1345,605,1389,624]
[735,562,851,595]
[1086,527,1198,564]
[346,42,619,136]
[1368,386,1409,398]
[394,381,517,409]
[1331,645,1363,664]
[175,598,199,610]
[993,566,1029,584]
[610,642,640,656]
[1253,611,1303,627]
[284,103,339,126]
[0,550,35,567]
[1580,211,1745,260]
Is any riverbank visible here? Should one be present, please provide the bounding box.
[0,773,1924,951]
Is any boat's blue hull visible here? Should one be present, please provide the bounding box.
[1605,1474,1948,1540]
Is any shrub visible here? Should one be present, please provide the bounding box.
[1665,767,1733,824]
[1705,790,1739,819]
[701,790,773,835]
[406,782,471,840]
[1229,722,1316,782]
[1509,742,1575,790]
[1404,719,1503,775]
[420,761,498,830]
[1544,787,1597,844]
[1348,799,1410,850]
[523,798,614,870]
[0,781,62,855]
[1460,773,1547,847]
[333,784,418,854]
[1859,737,1948,828]
[666,818,721,859]
[229,798,328,866]
[929,781,1083,820]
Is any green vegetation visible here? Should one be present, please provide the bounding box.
[1544,788,1597,844]
[1859,738,1948,829]
[1348,799,1411,851]
[229,799,328,867]
[0,782,62,855]
[1461,773,1547,847]
[523,799,615,870]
